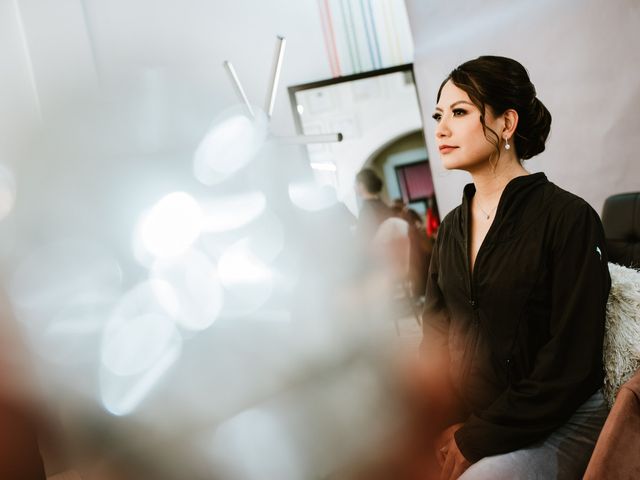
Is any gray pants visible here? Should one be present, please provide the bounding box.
[460,390,608,480]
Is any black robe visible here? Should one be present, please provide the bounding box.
[423,173,611,462]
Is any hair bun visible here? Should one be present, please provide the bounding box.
[516,97,552,160]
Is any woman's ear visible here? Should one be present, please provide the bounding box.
[503,109,519,138]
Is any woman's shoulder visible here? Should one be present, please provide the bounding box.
[542,183,604,241]
[544,182,599,218]
[437,205,464,234]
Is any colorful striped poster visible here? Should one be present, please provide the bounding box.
[317,0,415,77]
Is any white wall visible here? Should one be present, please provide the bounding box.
[79,0,335,136]
[405,0,640,217]
[0,0,338,270]
[0,0,333,142]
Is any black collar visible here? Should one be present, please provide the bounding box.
[457,172,549,243]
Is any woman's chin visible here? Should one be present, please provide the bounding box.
[440,154,487,173]
[441,156,466,171]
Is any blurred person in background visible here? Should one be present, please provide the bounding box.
[404,207,433,299]
[354,168,392,245]
[388,200,433,300]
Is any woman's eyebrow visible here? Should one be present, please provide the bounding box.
[434,100,475,112]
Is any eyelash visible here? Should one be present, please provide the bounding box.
[431,108,467,122]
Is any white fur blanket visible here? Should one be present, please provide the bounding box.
[603,263,640,408]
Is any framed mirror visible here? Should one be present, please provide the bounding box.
[288,64,439,223]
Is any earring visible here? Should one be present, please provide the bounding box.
[504,137,511,150]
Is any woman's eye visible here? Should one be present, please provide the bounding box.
[431,113,442,122]
[452,108,467,116]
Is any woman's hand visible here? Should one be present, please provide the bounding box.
[436,423,471,480]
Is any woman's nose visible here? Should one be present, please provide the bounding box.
[435,117,450,139]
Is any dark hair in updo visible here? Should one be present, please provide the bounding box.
[356,168,383,194]
[437,56,552,160]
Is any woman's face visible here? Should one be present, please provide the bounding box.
[433,80,501,172]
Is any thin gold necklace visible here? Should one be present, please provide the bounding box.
[476,201,498,220]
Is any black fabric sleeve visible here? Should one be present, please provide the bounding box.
[454,200,611,463]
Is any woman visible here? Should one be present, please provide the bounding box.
[421,56,611,479]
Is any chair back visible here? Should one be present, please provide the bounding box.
[602,192,640,267]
